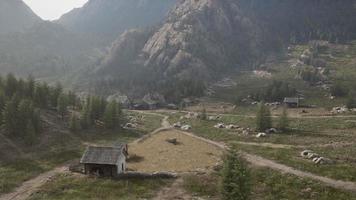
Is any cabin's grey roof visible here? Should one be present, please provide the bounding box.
[284,97,299,103]
[80,146,125,165]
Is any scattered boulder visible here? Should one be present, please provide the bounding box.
[214,123,225,129]
[266,128,278,134]
[124,123,136,129]
[331,106,348,114]
[181,125,192,131]
[166,138,179,145]
[301,150,313,158]
[173,122,182,128]
[226,124,239,129]
[300,150,332,165]
[256,132,267,138]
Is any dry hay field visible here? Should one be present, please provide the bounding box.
[127,130,223,173]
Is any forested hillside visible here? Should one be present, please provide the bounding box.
[0,74,124,161]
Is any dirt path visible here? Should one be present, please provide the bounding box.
[152,178,195,200]
[177,129,356,193]
[243,154,356,192]
[233,141,304,149]
[0,165,69,200]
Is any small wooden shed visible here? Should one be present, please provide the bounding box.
[80,145,128,177]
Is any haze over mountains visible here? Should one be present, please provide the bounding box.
[0,0,40,34]
[1,0,356,102]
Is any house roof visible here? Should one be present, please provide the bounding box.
[284,97,299,103]
[80,146,125,165]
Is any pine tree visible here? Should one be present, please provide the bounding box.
[34,83,49,108]
[69,113,80,133]
[17,99,34,138]
[346,91,356,109]
[57,93,68,118]
[50,83,62,108]
[278,106,289,132]
[32,109,41,134]
[221,148,251,200]
[103,101,118,129]
[25,75,35,98]
[256,103,272,132]
[2,100,19,137]
[0,91,5,126]
[4,73,18,98]
[80,105,91,129]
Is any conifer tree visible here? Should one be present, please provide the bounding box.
[17,99,34,137]
[103,101,118,129]
[57,93,68,118]
[278,106,289,132]
[69,113,80,132]
[80,105,91,129]
[50,83,62,108]
[256,103,272,132]
[221,148,251,200]
[2,100,19,136]
[346,91,356,109]
[25,75,35,98]
[4,73,18,98]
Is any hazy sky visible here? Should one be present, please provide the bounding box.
[23,0,89,20]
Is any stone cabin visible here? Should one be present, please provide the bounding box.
[283,97,300,108]
[80,144,128,177]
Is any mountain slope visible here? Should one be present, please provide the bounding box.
[85,0,356,101]
[0,21,100,81]
[58,0,177,45]
[0,0,41,34]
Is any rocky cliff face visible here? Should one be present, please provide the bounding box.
[88,0,265,97]
[58,0,177,45]
[0,0,41,34]
[88,0,356,100]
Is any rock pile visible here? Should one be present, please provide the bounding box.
[300,150,333,165]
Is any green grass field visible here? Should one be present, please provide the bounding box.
[182,168,356,200]
[29,174,171,200]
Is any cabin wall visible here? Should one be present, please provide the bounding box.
[84,164,117,177]
[116,155,126,174]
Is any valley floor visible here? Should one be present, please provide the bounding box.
[2,108,356,199]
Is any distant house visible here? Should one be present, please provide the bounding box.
[283,97,300,108]
[80,144,128,177]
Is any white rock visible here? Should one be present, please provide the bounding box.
[214,123,225,129]
[256,132,267,138]
[181,125,192,131]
